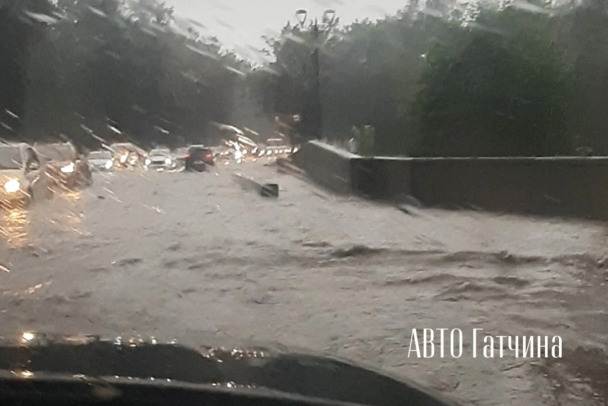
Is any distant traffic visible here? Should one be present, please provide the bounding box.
[0,124,297,209]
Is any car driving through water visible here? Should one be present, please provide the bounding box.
[88,150,115,171]
[184,145,213,172]
[0,143,52,208]
[34,142,92,190]
[144,148,175,171]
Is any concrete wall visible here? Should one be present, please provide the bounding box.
[292,141,608,220]
[411,157,608,220]
[291,141,357,194]
[351,157,413,200]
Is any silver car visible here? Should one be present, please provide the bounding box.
[144,149,175,171]
[89,150,115,171]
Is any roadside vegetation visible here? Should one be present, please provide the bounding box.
[254,0,607,156]
[1,0,607,156]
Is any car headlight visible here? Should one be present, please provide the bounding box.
[105,160,113,169]
[145,159,151,166]
[4,179,20,194]
[120,154,128,163]
[61,162,75,174]
[164,157,172,165]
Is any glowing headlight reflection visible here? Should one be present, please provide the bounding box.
[61,162,75,174]
[4,179,20,193]
[15,370,34,379]
[105,160,113,169]
[21,332,35,342]
[145,159,151,166]
[164,158,172,165]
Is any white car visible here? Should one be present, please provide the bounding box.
[0,143,53,208]
[144,149,174,171]
[88,150,115,171]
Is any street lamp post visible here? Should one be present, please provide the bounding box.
[296,9,337,140]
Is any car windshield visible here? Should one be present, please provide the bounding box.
[89,151,112,159]
[111,143,143,154]
[0,146,23,169]
[150,150,170,156]
[0,1,606,406]
[35,144,74,162]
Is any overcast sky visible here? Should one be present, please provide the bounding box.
[166,0,406,62]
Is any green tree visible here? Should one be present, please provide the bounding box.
[410,7,575,156]
[0,0,56,139]
[555,0,608,154]
[1,0,250,148]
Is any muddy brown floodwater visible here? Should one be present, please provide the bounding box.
[0,161,607,405]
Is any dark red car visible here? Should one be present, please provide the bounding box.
[184,145,214,172]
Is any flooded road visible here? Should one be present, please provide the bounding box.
[0,162,607,405]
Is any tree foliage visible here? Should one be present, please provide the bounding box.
[253,0,608,157]
[1,0,608,157]
[411,8,575,156]
[0,0,249,149]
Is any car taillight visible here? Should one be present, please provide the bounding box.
[184,154,190,159]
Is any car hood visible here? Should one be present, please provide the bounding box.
[0,334,464,406]
[46,160,74,168]
[0,169,25,182]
